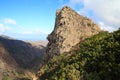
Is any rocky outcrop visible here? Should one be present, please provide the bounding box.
[46,6,101,58]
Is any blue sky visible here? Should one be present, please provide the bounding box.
[0,0,120,40]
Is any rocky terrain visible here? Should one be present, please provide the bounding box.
[46,6,101,60]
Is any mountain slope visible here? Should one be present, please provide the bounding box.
[38,29,120,80]
[0,36,46,69]
[0,43,18,80]
[0,35,47,79]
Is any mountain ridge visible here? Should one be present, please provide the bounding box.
[0,35,47,79]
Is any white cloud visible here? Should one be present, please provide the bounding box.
[65,0,83,7]
[18,28,49,35]
[16,28,48,40]
[83,0,120,27]
[98,21,117,32]
[19,31,34,35]
[0,24,10,33]
[70,0,82,5]
[3,18,16,25]
[67,0,120,32]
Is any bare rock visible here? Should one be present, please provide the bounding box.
[46,6,101,58]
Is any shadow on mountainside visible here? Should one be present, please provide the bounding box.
[0,36,46,71]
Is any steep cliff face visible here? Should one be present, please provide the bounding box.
[46,6,101,58]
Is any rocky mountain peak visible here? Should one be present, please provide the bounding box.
[46,6,101,58]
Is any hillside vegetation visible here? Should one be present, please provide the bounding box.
[38,29,120,80]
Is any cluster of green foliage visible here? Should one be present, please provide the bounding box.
[2,76,9,80]
[39,29,120,80]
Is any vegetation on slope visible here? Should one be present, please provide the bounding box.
[38,29,120,80]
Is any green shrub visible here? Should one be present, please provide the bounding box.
[39,29,120,80]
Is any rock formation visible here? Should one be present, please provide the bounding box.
[46,6,101,58]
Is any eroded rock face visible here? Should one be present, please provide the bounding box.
[46,6,101,58]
